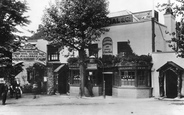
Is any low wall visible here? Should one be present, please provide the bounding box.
[113,87,152,98]
[70,85,102,97]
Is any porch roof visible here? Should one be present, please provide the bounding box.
[156,61,184,72]
[54,64,65,73]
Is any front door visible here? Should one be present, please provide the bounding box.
[104,74,112,96]
[166,70,177,98]
[58,71,67,94]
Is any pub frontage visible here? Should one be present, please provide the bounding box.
[68,53,152,98]
[113,61,152,98]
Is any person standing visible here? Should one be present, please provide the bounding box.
[86,76,94,97]
[9,85,14,98]
[32,82,38,99]
[1,82,8,105]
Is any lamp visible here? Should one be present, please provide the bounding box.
[89,55,105,99]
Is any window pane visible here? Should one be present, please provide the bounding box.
[121,71,135,86]
[137,70,147,86]
[50,53,59,61]
[72,70,80,85]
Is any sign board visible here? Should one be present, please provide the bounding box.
[0,78,5,83]
[102,37,113,55]
[109,15,133,25]
[12,43,46,62]
[87,64,97,70]
[133,11,152,21]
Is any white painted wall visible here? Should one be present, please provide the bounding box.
[98,20,170,57]
[98,21,152,57]
[27,39,48,53]
[152,52,184,97]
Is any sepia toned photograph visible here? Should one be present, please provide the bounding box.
[0,0,184,115]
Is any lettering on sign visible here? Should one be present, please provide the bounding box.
[87,64,97,70]
[137,67,147,70]
[133,11,152,21]
[12,43,46,62]
[102,37,113,55]
[109,15,133,25]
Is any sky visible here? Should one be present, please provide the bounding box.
[20,0,175,36]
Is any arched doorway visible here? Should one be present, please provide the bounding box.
[165,70,177,98]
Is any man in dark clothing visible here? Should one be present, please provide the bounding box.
[9,85,14,98]
[15,86,21,99]
[32,82,38,99]
[86,76,94,97]
[1,83,8,105]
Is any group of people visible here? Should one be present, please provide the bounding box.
[0,81,22,105]
[9,85,22,99]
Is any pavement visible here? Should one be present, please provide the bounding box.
[0,94,184,115]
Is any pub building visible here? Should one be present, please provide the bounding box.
[12,3,184,98]
[69,6,184,98]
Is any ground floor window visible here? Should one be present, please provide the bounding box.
[70,70,80,85]
[120,71,135,86]
[137,70,147,86]
[114,67,150,87]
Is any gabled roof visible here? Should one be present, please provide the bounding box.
[54,64,66,73]
[28,31,46,40]
[157,61,184,72]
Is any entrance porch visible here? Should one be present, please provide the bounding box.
[157,61,184,98]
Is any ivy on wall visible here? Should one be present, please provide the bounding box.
[67,53,152,67]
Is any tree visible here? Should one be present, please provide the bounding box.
[41,0,110,96]
[157,0,184,57]
[0,0,30,78]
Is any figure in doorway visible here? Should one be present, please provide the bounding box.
[32,82,38,99]
[86,76,94,97]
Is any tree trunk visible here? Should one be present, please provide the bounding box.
[79,49,86,97]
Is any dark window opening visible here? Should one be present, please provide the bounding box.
[89,44,98,57]
[47,45,60,61]
[117,42,133,56]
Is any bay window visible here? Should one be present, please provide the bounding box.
[120,71,135,86]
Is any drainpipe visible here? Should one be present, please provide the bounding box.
[152,18,155,52]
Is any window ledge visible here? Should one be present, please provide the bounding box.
[113,86,152,89]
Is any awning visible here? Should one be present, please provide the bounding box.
[12,61,24,66]
[54,64,65,73]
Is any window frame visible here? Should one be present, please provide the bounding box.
[120,70,135,86]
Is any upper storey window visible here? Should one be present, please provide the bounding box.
[47,45,60,61]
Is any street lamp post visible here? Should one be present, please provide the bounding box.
[89,56,105,99]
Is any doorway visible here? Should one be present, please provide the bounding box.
[166,70,177,98]
[58,71,68,94]
[104,74,112,96]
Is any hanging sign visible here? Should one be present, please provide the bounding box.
[102,37,113,55]
[87,64,97,70]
